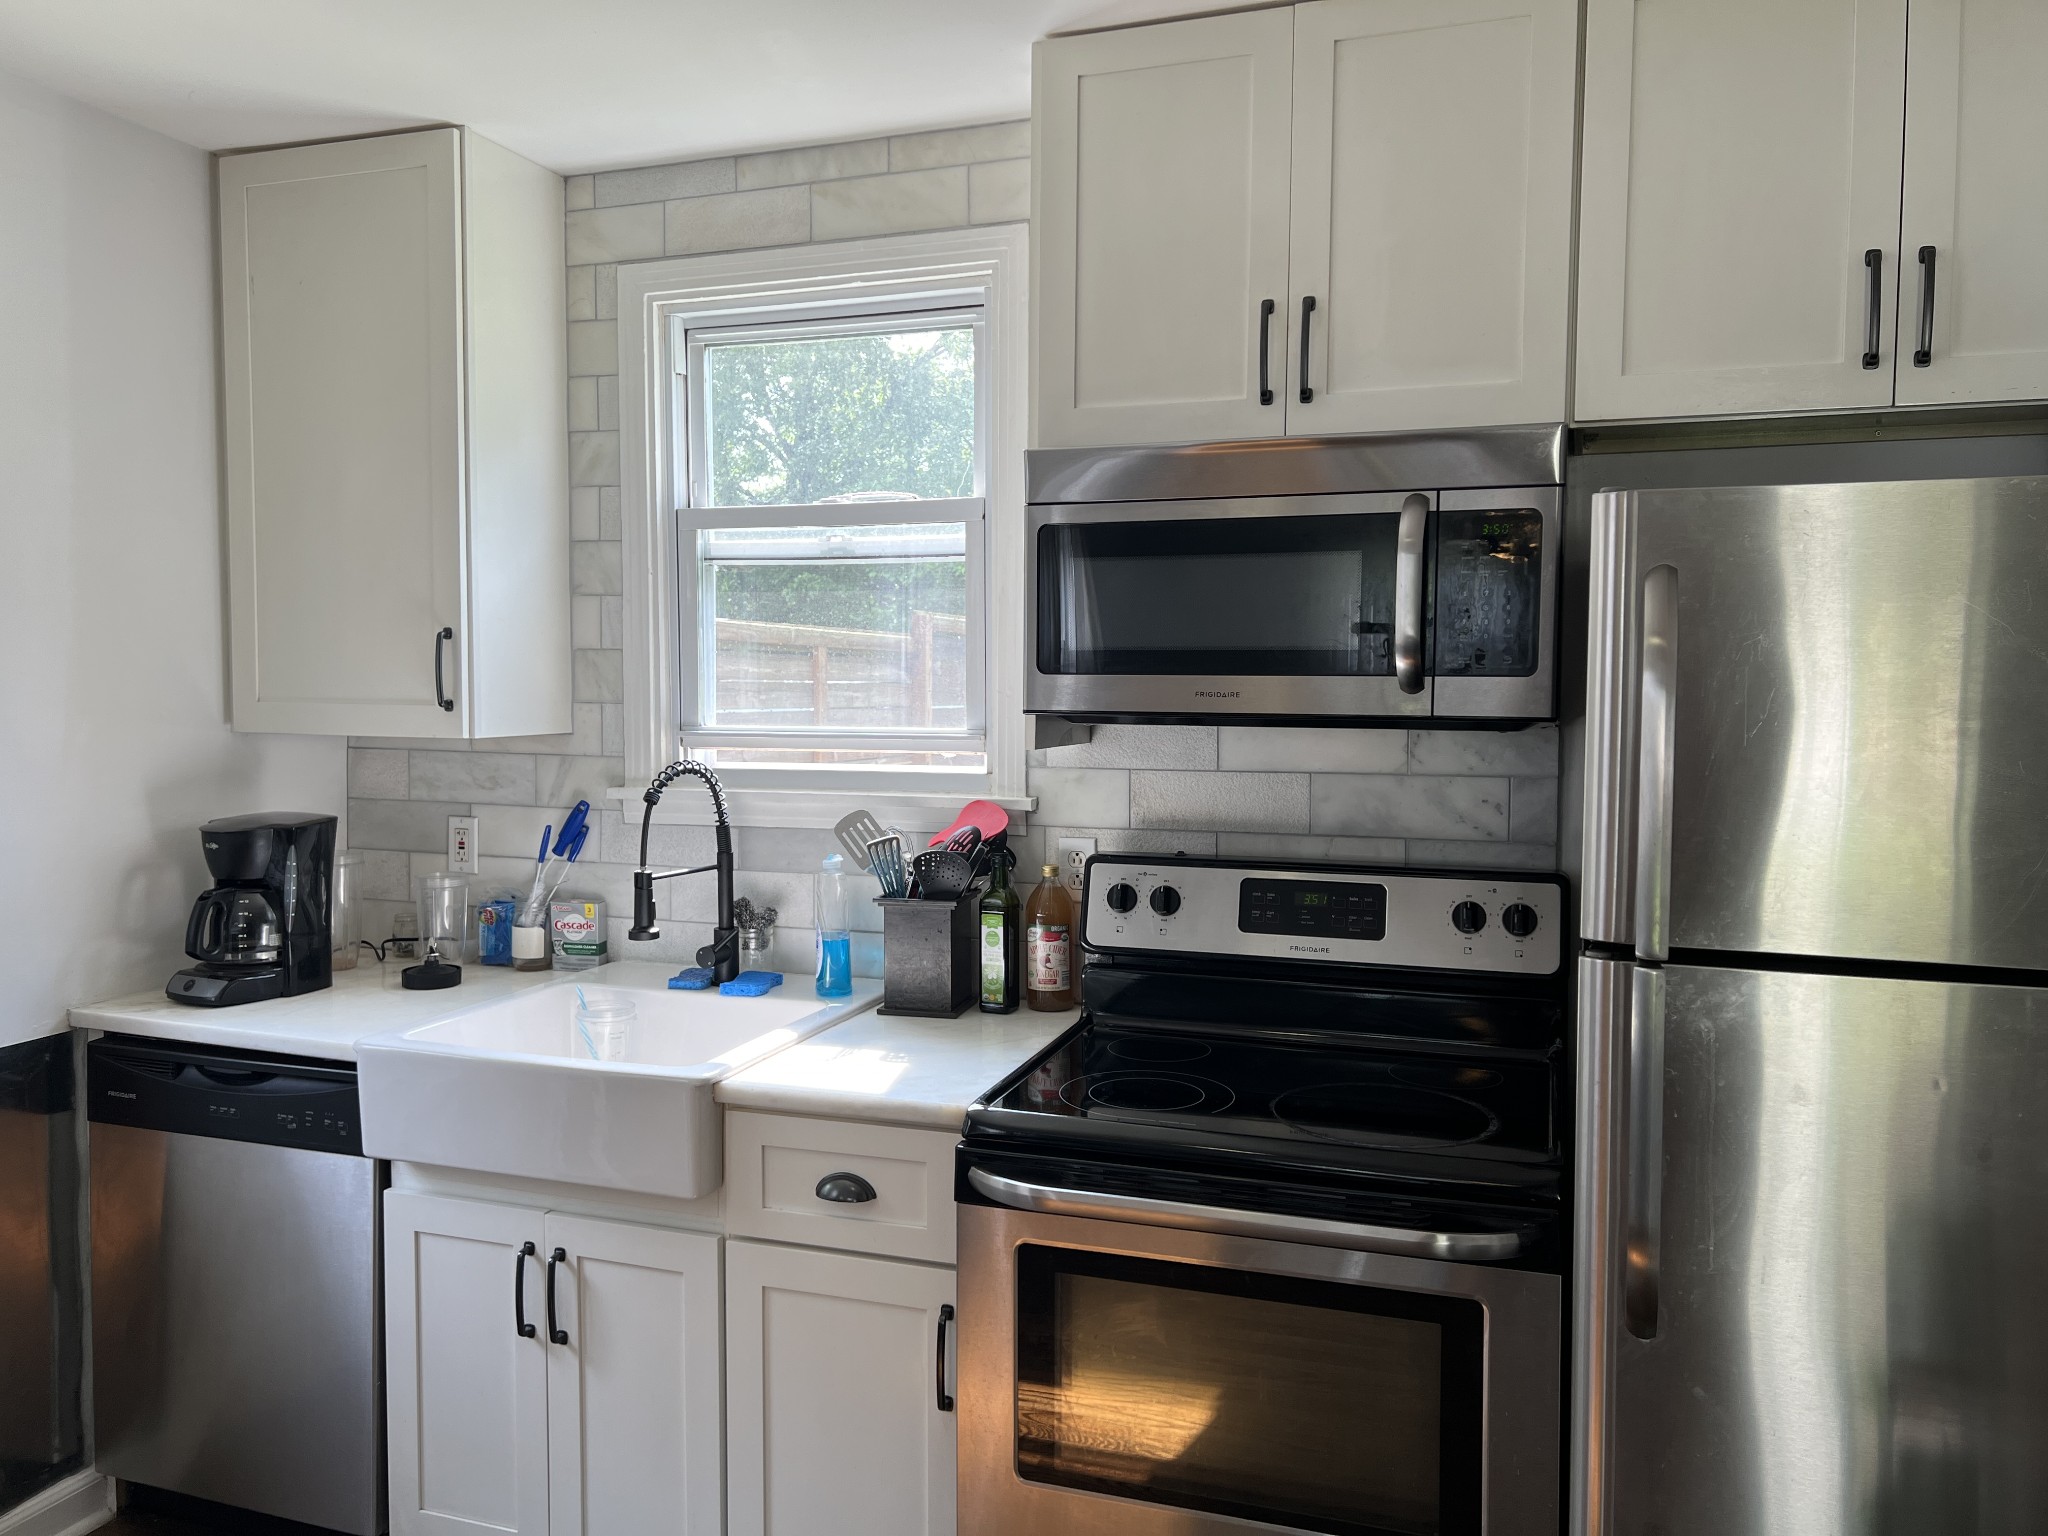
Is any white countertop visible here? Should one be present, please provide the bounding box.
[71,959,565,1060]
[717,1004,1082,1131]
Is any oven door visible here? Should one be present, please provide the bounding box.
[1026,490,1557,723]
[959,1200,1560,1536]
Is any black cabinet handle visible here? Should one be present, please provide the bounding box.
[816,1172,878,1204]
[514,1241,537,1338]
[1257,298,1276,406]
[1298,295,1317,404]
[935,1304,955,1413]
[1861,248,1883,369]
[1913,245,1937,367]
[545,1246,568,1345]
[434,627,455,712]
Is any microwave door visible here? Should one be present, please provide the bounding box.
[1027,492,1433,720]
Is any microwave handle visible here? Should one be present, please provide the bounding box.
[1392,493,1429,694]
[967,1167,1522,1262]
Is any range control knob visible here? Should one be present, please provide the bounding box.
[1105,882,1139,914]
[1149,885,1182,917]
[1451,901,1488,936]
[1501,902,1540,939]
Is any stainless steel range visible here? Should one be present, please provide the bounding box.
[958,854,1568,1536]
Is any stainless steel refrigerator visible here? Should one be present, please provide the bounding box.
[1572,475,2048,1535]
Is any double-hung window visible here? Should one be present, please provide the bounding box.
[615,226,1028,823]
[678,307,988,776]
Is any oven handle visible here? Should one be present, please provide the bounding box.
[967,1168,1523,1262]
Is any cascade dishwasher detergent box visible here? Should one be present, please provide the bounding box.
[549,898,609,970]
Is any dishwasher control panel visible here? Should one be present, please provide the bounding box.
[88,1035,363,1156]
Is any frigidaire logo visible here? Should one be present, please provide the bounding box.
[1288,944,1331,955]
[1193,689,1242,699]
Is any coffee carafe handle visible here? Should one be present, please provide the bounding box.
[186,893,224,962]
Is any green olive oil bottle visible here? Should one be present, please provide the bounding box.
[979,848,1023,1014]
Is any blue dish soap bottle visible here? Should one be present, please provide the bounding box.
[815,853,852,998]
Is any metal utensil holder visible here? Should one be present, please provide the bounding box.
[874,894,978,1017]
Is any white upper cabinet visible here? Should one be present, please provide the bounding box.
[1576,0,1909,421]
[1033,1,1576,448]
[219,127,570,737]
[1032,10,1296,447]
[1896,0,2048,406]
[1287,0,1578,434]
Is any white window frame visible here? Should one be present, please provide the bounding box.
[615,225,1032,831]
[677,306,988,766]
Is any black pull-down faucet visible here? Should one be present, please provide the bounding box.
[626,760,740,982]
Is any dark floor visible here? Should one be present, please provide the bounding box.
[103,1488,346,1536]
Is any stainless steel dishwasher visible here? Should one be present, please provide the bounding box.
[88,1034,384,1534]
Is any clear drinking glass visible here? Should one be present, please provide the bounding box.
[573,989,636,1062]
[331,850,361,971]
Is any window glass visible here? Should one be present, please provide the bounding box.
[700,326,977,507]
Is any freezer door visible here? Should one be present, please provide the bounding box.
[1576,961,2048,1536]
[1582,477,2048,971]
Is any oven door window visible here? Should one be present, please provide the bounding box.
[1037,511,1401,676]
[1015,1246,1484,1536]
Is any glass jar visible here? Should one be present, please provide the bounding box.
[331,850,362,971]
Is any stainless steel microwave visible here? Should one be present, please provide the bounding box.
[1026,429,1562,723]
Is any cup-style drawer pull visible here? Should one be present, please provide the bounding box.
[816,1171,878,1204]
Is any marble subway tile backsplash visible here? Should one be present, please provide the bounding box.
[339,120,1561,955]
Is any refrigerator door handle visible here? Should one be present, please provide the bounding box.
[1634,564,1680,964]
[1393,493,1430,695]
[1624,966,1666,1340]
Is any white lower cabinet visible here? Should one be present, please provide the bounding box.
[385,1191,721,1536]
[726,1238,958,1536]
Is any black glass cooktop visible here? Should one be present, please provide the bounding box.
[973,1017,1559,1190]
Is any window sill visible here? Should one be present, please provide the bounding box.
[604,785,1037,834]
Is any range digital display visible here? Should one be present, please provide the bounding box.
[1239,879,1386,941]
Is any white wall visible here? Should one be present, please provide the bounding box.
[0,67,344,1048]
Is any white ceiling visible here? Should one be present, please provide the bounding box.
[0,0,1205,173]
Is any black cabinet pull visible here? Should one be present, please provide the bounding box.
[545,1246,568,1345]
[935,1303,955,1413]
[1861,248,1883,369]
[514,1241,537,1338]
[815,1172,878,1204]
[1257,298,1276,406]
[1298,295,1317,404]
[1913,245,1937,367]
[434,627,455,712]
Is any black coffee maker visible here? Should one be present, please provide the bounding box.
[167,813,338,1007]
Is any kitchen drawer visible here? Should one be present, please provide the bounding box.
[724,1111,957,1265]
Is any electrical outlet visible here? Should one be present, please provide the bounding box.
[1057,836,1096,894]
[448,815,480,875]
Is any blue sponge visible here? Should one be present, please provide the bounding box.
[668,967,715,990]
[719,970,785,997]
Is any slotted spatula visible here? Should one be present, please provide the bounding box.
[834,808,889,870]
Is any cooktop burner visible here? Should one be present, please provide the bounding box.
[1058,1071,1237,1115]
[1271,1081,1497,1147]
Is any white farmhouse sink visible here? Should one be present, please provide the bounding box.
[356,962,879,1199]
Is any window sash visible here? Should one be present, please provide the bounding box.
[680,307,989,512]
[676,495,988,754]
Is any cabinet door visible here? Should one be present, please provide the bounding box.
[726,1240,957,1536]
[384,1192,550,1536]
[1575,0,1908,421]
[218,128,467,736]
[1033,9,1295,448]
[1287,0,1577,434]
[1896,0,2048,405]
[543,1215,722,1536]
